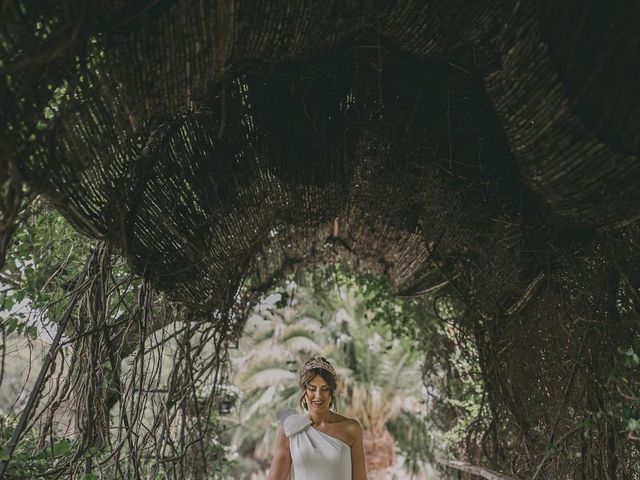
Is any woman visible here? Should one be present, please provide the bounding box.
[266,357,368,480]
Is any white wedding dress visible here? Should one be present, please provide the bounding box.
[279,411,352,480]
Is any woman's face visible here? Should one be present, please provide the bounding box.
[304,375,332,413]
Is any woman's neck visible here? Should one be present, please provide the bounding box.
[308,410,332,426]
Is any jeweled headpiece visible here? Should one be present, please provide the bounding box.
[302,357,337,378]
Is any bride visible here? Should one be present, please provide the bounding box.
[266,357,368,480]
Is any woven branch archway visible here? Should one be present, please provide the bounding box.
[2,1,640,478]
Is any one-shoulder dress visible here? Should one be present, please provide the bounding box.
[279,411,352,480]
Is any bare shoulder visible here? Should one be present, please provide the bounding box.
[334,413,361,426]
[344,417,363,435]
[331,413,363,444]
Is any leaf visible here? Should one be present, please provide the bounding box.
[5,317,18,335]
[25,325,38,339]
[52,439,71,457]
[83,446,98,459]
[274,295,288,309]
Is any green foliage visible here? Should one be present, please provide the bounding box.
[0,200,237,479]
[0,316,36,339]
[228,267,440,477]
[206,417,236,480]
[386,410,435,475]
[607,337,640,440]
[330,267,491,457]
[0,416,74,479]
[0,199,139,333]
[340,272,423,338]
[1,200,92,315]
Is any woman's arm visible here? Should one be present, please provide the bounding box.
[349,420,368,480]
[266,426,292,480]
